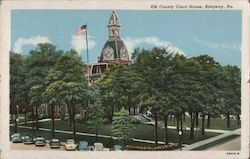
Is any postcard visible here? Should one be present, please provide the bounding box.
[0,0,249,159]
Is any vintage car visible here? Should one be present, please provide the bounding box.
[22,136,34,144]
[11,133,22,143]
[77,141,91,151]
[65,139,77,151]
[112,145,122,151]
[49,138,61,149]
[34,137,46,146]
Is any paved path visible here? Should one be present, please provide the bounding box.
[180,128,241,151]
[10,118,60,126]
[207,137,240,151]
[145,122,231,134]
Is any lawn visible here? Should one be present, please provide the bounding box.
[11,114,241,131]
[12,120,220,146]
[167,117,240,131]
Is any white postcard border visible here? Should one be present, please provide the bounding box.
[0,1,249,159]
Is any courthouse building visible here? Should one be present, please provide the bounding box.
[86,11,130,83]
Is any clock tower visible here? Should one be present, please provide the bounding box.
[99,11,130,64]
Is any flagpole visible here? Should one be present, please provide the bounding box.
[85,24,90,85]
[85,25,91,110]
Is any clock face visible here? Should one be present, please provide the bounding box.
[120,47,129,61]
[103,46,114,61]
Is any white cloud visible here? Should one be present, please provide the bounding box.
[70,35,96,54]
[13,36,51,54]
[123,36,186,57]
[193,37,241,51]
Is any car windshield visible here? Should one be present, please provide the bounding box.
[52,139,59,142]
[12,134,20,137]
[36,137,44,140]
[67,139,75,144]
[79,141,88,146]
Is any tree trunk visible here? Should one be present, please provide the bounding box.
[109,105,114,123]
[10,98,14,123]
[189,112,195,139]
[164,114,168,145]
[51,105,55,138]
[195,112,199,127]
[24,99,28,125]
[35,105,39,130]
[95,128,98,142]
[201,113,205,135]
[154,113,158,147]
[206,113,211,128]
[72,102,76,140]
[183,113,186,122]
[180,113,183,133]
[32,106,35,136]
[226,112,230,128]
[68,105,72,127]
[237,113,240,125]
[176,114,180,133]
[174,115,176,125]
[14,113,18,133]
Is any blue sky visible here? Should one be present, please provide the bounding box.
[11,10,242,67]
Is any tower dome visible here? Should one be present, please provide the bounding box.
[99,11,130,64]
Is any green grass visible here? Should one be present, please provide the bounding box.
[15,120,220,145]
[192,135,240,150]
[168,117,240,131]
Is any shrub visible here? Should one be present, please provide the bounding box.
[74,113,83,121]
[125,144,178,151]
[64,115,69,121]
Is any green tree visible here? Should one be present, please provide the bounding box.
[10,51,26,132]
[131,47,176,146]
[25,43,62,131]
[221,65,241,128]
[87,100,105,142]
[112,107,134,149]
[44,49,88,139]
[192,55,221,135]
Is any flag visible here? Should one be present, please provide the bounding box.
[75,25,87,35]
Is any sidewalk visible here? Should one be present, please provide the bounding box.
[145,121,231,134]
[180,128,241,151]
[10,118,60,126]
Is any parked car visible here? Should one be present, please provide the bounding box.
[49,138,61,149]
[77,141,90,151]
[230,115,237,120]
[65,139,77,151]
[11,133,22,143]
[34,137,46,146]
[112,145,122,151]
[93,142,104,151]
[23,136,34,144]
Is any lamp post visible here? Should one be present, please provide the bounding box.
[15,105,19,133]
[178,130,182,151]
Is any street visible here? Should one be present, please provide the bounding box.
[11,142,66,151]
